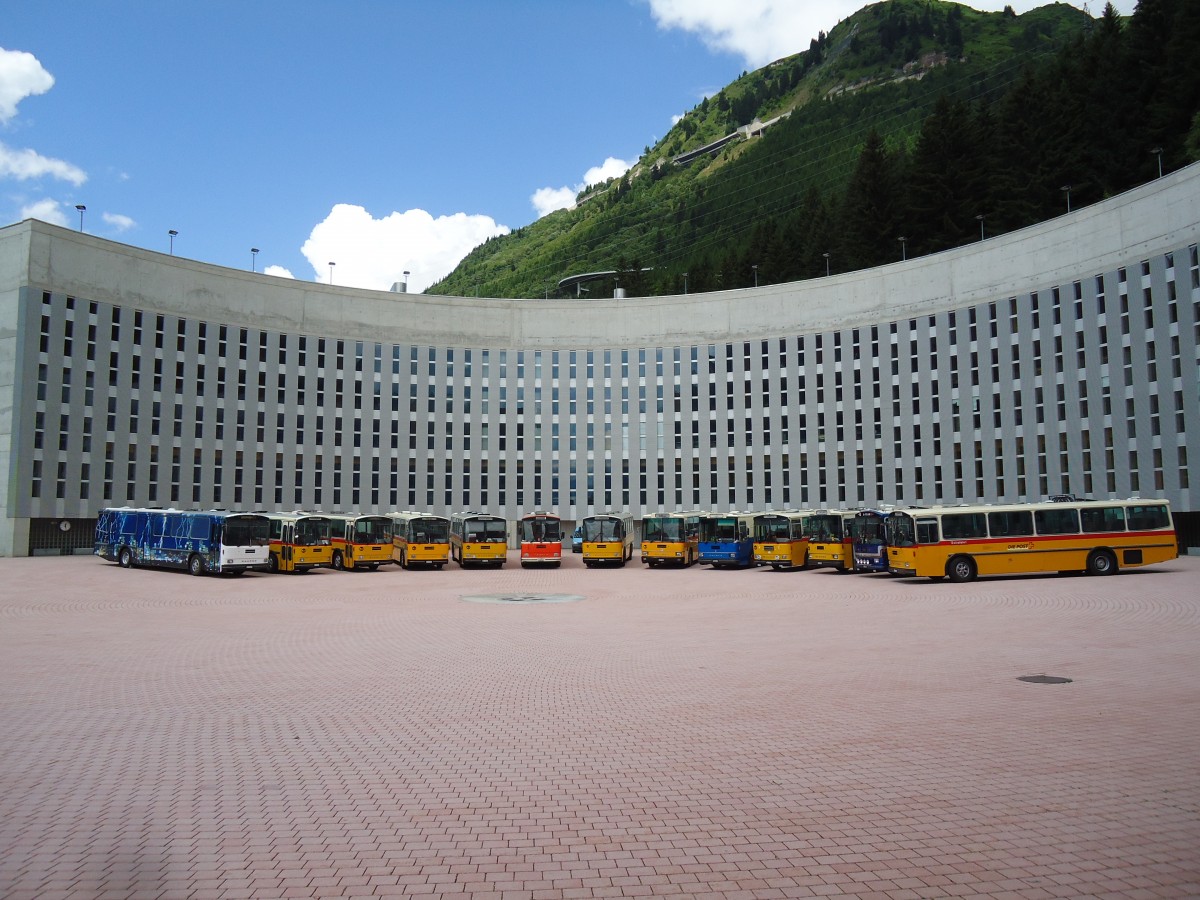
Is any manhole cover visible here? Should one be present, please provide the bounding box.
[461,593,585,605]
[1017,674,1073,684]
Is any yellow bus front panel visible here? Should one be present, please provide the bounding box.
[641,540,693,566]
[460,542,507,567]
[754,539,810,569]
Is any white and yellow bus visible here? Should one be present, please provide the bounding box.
[449,511,508,568]
[886,497,1176,582]
[640,510,705,567]
[327,513,393,571]
[390,511,451,570]
[806,509,858,573]
[266,512,334,573]
[753,510,814,570]
[582,512,635,567]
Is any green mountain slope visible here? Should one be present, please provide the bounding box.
[429,0,1198,299]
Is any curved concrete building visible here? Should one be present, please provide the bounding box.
[1,164,1198,555]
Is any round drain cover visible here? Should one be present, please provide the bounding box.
[461,592,584,605]
[1017,674,1073,684]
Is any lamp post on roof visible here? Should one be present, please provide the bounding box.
[168,229,178,255]
[328,261,335,285]
[752,264,758,288]
[75,204,86,232]
[251,248,259,272]
[823,252,830,277]
[1061,184,1072,213]
[1151,146,1163,178]
[976,214,985,241]
[899,236,907,261]
[682,272,688,295]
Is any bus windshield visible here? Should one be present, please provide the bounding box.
[701,518,745,542]
[584,518,624,541]
[466,519,507,541]
[807,514,844,542]
[411,518,449,543]
[851,515,885,542]
[353,517,391,543]
[295,518,332,546]
[885,515,916,547]
[643,516,683,542]
[521,518,561,542]
[756,517,790,541]
[223,515,270,547]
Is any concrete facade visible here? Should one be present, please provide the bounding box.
[1,164,1198,555]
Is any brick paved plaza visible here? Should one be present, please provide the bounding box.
[1,553,1197,899]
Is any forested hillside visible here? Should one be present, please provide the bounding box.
[428,0,1199,299]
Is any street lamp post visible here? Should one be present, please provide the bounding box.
[1151,146,1163,178]
[898,236,907,261]
[75,205,86,232]
[251,248,259,272]
[752,264,758,288]
[1061,184,1072,213]
[976,214,985,241]
[682,272,688,295]
[168,229,178,255]
[823,252,830,277]
[328,262,336,284]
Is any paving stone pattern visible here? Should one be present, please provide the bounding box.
[1,554,1198,899]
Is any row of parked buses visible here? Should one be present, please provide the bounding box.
[95,497,1177,582]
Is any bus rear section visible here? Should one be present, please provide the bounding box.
[641,511,703,567]
[451,513,508,567]
[582,513,634,567]
[698,513,755,568]
[329,514,393,571]
[807,511,856,572]
[391,512,450,570]
[519,513,562,567]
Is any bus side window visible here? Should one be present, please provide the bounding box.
[1035,508,1080,535]
[1081,506,1126,532]
[1127,505,1169,531]
[916,519,939,544]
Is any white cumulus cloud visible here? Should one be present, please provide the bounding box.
[531,156,634,218]
[102,212,135,232]
[19,197,68,226]
[300,203,509,293]
[263,265,295,279]
[0,47,54,123]
[0,141,87,185]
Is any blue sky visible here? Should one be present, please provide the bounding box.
[2,0,1129,293]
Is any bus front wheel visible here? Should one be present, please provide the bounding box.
[267,554,279,573]
[331,551,345,571]
[1087,549,1118,576]
[118,547,133,568]
[946,555,977,584]
[188,554,206,577]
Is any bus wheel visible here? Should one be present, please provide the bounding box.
[188,554,206,577]
[331,551,345,571]
[118,547,133,568]
[267,555,279,573]
[946,555,977,583]
[1087,549,1118,576]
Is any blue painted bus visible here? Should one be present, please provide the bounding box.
[698,512,756,568]
[850,509,892,573]
[95,507,271,576]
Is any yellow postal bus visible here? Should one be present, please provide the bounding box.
[328,514,393,571]
[266,512,334,573]
[886,497,1176,582]
[582,512,635,567]
[390,511,451,570]
[640,510,705,567]
[449,511,508,568]
[806,509,858,573]
[753,511,813,570]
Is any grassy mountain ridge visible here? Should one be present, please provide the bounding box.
[428,0,1194,299]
